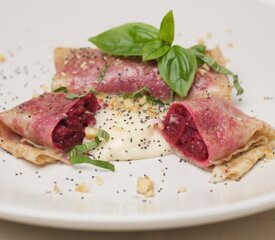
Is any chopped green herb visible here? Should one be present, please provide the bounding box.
[68,130,114,172]
[122,87,149,99]
[70,155,115,172]
[66,93,87,100]
[96,129,110,142]
[146,95,165,106]
[122,87,164,105]
[53,86,68,93]
[97,63,109,82]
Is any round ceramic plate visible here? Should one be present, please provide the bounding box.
[0,0,275,231]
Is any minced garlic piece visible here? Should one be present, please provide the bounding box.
[95,175,104,186]
[32,93,40,98]
[80,61,88,70]
[138,96,147,105]
[53,184,60,193]
[40,84,50,92]
[137,176,155,197]
[114,126,123,132]
[0,54,6,63]
[85,127,98,139]
[227,42,234,49]
[207,46,228,67]
[123,99,134,110]
[177,187,186,194]
[197,38,206,45]
[75,183,90,193]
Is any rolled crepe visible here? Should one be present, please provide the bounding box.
[52,48,231,101]
[161,97,275,181]
[0,121,67,165]
[0,92,99,155]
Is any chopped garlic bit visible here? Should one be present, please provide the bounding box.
[137,176,155,198]
[75,183,90,193]
[95,175,104,186]
[197,38,206,45]
[32,93,40,98]
[85,126,98,139]
[105,95,163,116]
[227,42,234,49]
[0,54,6,63]
[207,46,228,67]
[40,84,50,92]
[53,184,60,194]
[177,187,186,194]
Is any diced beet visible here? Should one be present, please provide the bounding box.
[162,104,208,161]
[52,93,98,151]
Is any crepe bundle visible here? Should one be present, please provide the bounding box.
[0,92,99,164]
[161,97,275,182]
[52,48,231,101]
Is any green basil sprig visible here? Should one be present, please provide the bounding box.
[89,10,243,97]
[69,129,115,172]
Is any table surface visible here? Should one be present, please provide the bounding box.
[1,209,275,240]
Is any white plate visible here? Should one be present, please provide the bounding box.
[0,0,275,231]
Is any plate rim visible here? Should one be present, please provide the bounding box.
[0,191,275,231]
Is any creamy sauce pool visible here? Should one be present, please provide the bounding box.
[84,96,172,161]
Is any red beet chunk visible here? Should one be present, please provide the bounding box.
[163,104,208,161]
[52,93,98,151]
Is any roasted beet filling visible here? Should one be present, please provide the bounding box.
[163,104,208,161]
[52,93,99,151]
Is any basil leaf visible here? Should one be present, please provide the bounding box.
[158,45,197,97]
[160,10,174,45]
[193,52,244,95]
[142,40,170,61]
[96,129,110,142]
[53,86,68,93]
[70,155,115,172]
[66,93,87,100]
[89,23,160,56]
[97,63,109,82]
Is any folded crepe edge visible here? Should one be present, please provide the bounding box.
[0,120,69,165]
[210,121,275,183]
